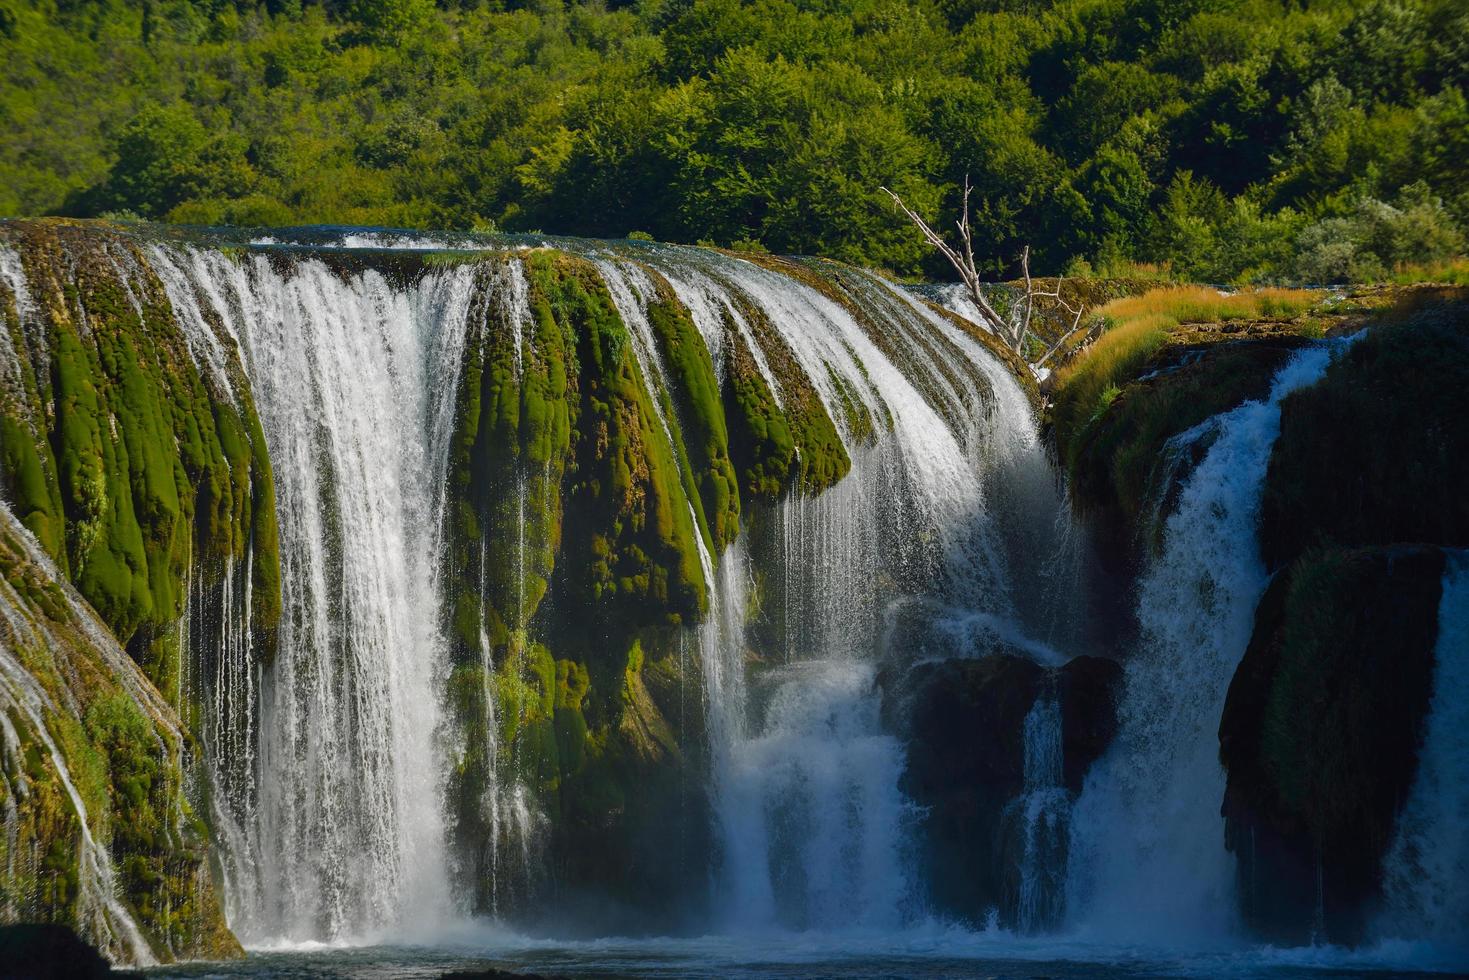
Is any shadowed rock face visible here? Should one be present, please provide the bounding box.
[881,654,1122,927]
[1262,299,1469,571]
[1214,297,1469,946]
[1220,545,1444,946]
[0,924,113,979]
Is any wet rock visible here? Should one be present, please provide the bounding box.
[0,924,112,980]
[1219,545,1445,945]
[1057,656,1124,794]
[1261,297,1469,570]
[883,653,1122,925]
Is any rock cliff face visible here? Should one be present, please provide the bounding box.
[1222,294,1469,944]
[1220,545,1445,945]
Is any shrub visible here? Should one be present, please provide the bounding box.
[1295,185,1465,283]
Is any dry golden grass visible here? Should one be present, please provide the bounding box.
[1092,285,1318,326]
[1050,285,1321,462]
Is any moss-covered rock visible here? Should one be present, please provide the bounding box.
[439,251,715,926]
[1261,296,1469,571]
[1219,545,1444,945]
[1066,339,1308,557]
[721,296,851,500]
[540,251,707,627]
[0,220,281,701]
[0,503,240,963]
[642,273,741,553]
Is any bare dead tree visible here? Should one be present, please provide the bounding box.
[1019,245,1089,369]
[882,178,1090,370]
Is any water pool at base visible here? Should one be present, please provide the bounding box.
[137,928,1467,979]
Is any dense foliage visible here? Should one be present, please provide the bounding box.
[1,0,1465,279]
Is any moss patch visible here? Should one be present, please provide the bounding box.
[1220,545,1444,945]
[0,508,241,962]
[1262,296,1469,570]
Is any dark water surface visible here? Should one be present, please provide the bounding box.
[131,928,1467,979]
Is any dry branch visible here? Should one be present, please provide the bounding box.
[883,179,1088,371]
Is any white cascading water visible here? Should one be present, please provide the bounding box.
[477,257,544,916]
[6,228,1077,949]
[147,246,481,942]
[1379,552,1469,954]
[609,250,1068,932]
[1015,693,1069,933]
[1065,344,1343,944]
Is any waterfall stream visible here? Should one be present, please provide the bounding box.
[131,233,1062,941]
[1015,693,1068,933]
[1380,553,1469,953]
[150,248,478,941]
[1065,344,1346,944]
[6,226,1464,975]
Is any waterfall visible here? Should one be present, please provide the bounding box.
[1014,693,1069,933]
[148,246,481,941]
[1379,552,1469,954]
[1065,344,1344,944]
[634,254,1061,931]
[3,224,1086,952]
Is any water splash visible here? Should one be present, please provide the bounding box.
[1065,344,1343,945]
[1014,694,1069,933]
[1378,552,1469,955]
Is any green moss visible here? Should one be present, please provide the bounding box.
[0,508,241,961]
[723,327,799,501]
[644,276,741,553]
[0,414,66,564]
[1220,545,1444,944]
[0,222,281,694]
[1262,298,1469,570]
[532,251,706,624]
[724,302,851,498]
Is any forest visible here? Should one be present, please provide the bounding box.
[1,0,1466,281]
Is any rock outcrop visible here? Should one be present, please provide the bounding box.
[1220,545,1445,945]
[883,654,1122,927]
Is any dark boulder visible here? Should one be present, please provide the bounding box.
[1261,296,1469,571]
[0,924,112,980]
[1219,545,1444,945]
[1058,655,1125,794]
[884,653,1122,925]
